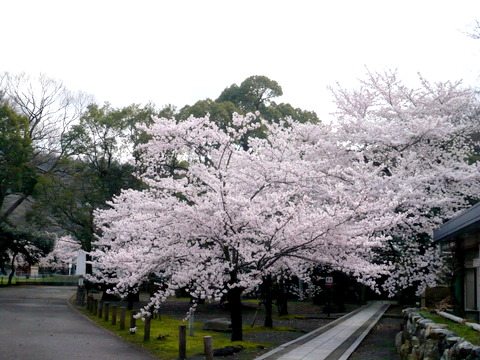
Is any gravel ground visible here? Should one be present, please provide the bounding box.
[348,306,403,360]
[348,316,402,360]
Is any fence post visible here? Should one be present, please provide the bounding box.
[93,299,98,315]
[111,305,117,325]
[120,307,126,330]
[104,302,109,322]
[144,316,151,341]
[204,336,213,360]
[98,301,103,318]
[179,324,186,360]
[130,310,136,331]
[77,286,85,306]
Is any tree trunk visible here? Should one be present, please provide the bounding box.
[0,195,28,224]
[227,269,244,342]
[85,253,93,275]
[276,284,289,317]
[126,291,139,310]
[7,252,17,285]
[229,286,243,341]
[263,275,273,328]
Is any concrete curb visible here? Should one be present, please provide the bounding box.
[254,304,371,360]
[254,302,390,360]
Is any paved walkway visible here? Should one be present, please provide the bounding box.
[0,286,157,360]
[255,301,390,360]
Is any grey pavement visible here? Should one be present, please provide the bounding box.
[255,301,390,360]
[0,286,156,360]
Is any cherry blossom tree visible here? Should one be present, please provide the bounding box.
[331,70,480,295]
[92,71,479,342]
[38,235,82,272]
[92,112,409,341]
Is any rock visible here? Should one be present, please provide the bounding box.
[212,346,243,356]
[412,336,420,347]
[395,331,404,349]
[419,328,426,342]
[440,348,451,360]
[419,318,434,328]
[408,348,420,360]
[424,338,440,359]
[418,343,426,358]
[430,328,455,340]
[400,340,412,359]
[445,336,462,347]
[456,341,477,358]
[204,318,232,332]
[407,319,417,334]
[426,323,447,337]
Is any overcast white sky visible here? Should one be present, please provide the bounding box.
[2,0,480,121]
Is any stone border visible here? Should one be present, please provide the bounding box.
[396,308,480,360]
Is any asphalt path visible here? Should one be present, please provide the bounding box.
[0,286,156,360]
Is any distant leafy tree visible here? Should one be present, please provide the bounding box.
[216,75,283,112]
[29,103,151,267]
[0,225,54,284]
[178,99,241,129]
[0,104,36,218]
[262,102,319,124]
[215,76,318,149]
[0,72,91,224]
[0,103,54,282]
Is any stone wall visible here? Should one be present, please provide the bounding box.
[397,308,480,360]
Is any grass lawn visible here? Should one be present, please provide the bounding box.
[77,304,294,360]
[0,275,79,285]
[420,311,480,346]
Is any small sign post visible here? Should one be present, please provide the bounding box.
[325,277,333,317]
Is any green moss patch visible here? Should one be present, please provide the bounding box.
[420,311,480,346]
[79,307,267,359]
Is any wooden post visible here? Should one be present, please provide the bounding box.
[179,325,186,360]
[111,305,117,325]
[93,299,98,315]
[98,301,103,318]
[188,312,195,336]
[119,307,126,330]
[144,316,151,341]
[204,336,213,360]
[104,302,109,322]
[130,310,136,330]
[78,285,85,307]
